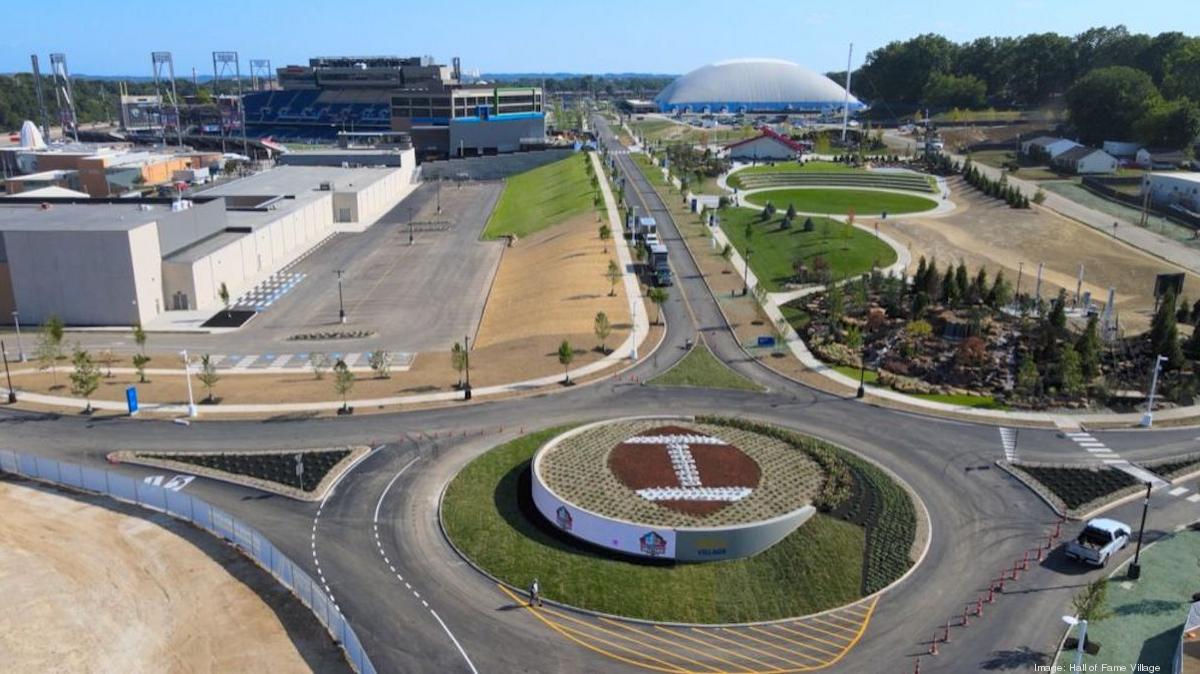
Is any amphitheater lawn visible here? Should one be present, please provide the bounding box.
[484,155,598,239]
[442,427,866,623]
[719,207,897,291]
[745,188,938,216]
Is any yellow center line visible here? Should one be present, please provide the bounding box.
[749,626,840,660]
[655,625,784,674]
[496,585,689,674]
[720,628,829,666]
[776,621,854,647]
[698,628,814,671]
[600,618,726,673]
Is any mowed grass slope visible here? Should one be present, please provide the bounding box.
[719,208,897,291]
[442,428,866,623]
[484,155,597,239]
[746,188,937,215]
[648,342,764,391]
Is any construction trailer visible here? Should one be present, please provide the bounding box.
[648,241,671,286]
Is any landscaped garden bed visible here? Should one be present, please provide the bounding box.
[1138,452,1200,481]
[784,258,1200,411]
[1003,462,1142,517]
[111,447,369,501]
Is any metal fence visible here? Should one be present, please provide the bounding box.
[0,449,376,674]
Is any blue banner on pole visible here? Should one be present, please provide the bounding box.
[757,336,776,347]
[126,387,139,416]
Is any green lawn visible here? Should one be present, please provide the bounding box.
[442,428,868,623]
[745,188,938,216]
[1055,529,1199,673]
[833,364,879,384]
[718,208,897,291]
[911,392,1003,408]
[648,342,764,391]
[483,154,598,239]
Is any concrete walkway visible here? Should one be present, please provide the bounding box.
[0,153,653,418]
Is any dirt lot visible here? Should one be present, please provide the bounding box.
[877,178,1200,334]
[0,478,347,674]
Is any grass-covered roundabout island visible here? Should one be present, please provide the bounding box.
[440,416,924,623]
[743,188,939,216]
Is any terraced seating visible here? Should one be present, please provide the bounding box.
[732,171,935,193]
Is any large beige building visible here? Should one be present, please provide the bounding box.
[0,164,415,326]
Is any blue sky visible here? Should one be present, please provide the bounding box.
[1,0,1196,76]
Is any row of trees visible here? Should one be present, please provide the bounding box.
[962,161,1031,209]
[1065,65,1200,147]
[841,27,1200,108]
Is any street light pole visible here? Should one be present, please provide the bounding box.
[463,334,471,400]
[857,342,867,399]
[743,248,752,296]
[2,340,16,403]
[334,270,346,324]
[180,349,197,417]
[1062,616,1088,670]
[1141,354,1168,428]
[1127,481,1153,580]
[11,311,24,362]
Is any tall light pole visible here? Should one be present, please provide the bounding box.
[1062,615,1088,670]
[1141,354,1168,427]
[11,311,24,362]
[857,341,867,399]
[180,349,197,418]
[2,340,16,404]
[743,248,752,296]
[1127,481,1153,580]
[463,335,472,400]
[334,270,346,324]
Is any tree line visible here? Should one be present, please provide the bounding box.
[0,74,218,133]
[834,25,1200,112]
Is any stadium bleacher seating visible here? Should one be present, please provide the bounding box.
[242,89,391,141]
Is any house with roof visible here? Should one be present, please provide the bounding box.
[1051,146,1118,175]
[1136,148,1190,170]
[725,127,808,161]
[1020,136,1081,161]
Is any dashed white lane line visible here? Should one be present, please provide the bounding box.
[310,444,386,614]
[1168,486,1189,497]
[373,455,480,674]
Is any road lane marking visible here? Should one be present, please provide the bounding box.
[1187,494,1200,503]
[721,627,827,665]
[773,623,851,652]
[700,628,802,668]
[650,625,763,672]
[751,625,841,659]
[599,618,725,673]
[1169,486,1189,496]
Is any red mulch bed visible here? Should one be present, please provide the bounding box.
[607,425,762,517]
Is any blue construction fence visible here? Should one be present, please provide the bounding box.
[0,449,376,674]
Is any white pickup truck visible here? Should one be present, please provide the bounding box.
[1064,518,1131,567]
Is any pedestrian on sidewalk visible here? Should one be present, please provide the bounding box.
[529,578,542,607]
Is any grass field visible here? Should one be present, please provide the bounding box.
[830,366,1000,407]
[648,342,764,391]
[744,188,938,216]
[719,208,897,291]
[442,428,867,623]
[483,155,597,239]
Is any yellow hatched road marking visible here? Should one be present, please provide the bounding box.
[599,619,725,673]
[699,628,812,670]
[813,614,860,632]
[817,595,880,670]
[539,606,699,672]
[750,626,840,659]
[657,626,785,673]
[720,628,829,665]
[496,585,689,674]
[776,621,853,648]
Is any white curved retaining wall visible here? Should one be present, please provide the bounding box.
[531,422,814,562]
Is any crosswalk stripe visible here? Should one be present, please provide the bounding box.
[1168,486,1189,497]
[1187,494,1200,503]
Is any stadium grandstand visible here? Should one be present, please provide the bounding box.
[243,55,546,158]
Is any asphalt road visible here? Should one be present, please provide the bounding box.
[2,115,1197,674]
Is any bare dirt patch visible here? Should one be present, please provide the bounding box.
[0,478,348,674]
[877,178,1200,333]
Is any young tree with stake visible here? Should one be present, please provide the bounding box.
[557,340,575,385]
[333,359,355,413]
[197,354,220,403]
[594,312,612,353]
[69,345,101,414]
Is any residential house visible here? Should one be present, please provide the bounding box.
[1051,146,1118,174]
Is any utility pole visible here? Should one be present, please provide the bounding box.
[11,311,25,362]
[1127,481,1153,579]
[463,334,472,400]
[1141,354,1168,427]
[2,340,16,403]
[840,43,853,142]
[180,350,198,418]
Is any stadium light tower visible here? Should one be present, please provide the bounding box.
[30,55,51,141]
[151,52,184,146]
[212,51,249,156]
[249,59,273,91]
[49,53,79,142]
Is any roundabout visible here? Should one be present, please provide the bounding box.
[742,187,940,216]
[441,416,925,624]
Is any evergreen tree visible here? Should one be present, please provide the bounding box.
[970,267,988,304]
[1016,357,1040,397]
[941,267,959,307]
[1076,315,1102,379]
[1060,345,1085,397]
[925,257,941,301]
[987,269,1012,308]
[1178,296,1192,324]
[914,256,928,291]
[1150,288,1184,370]
[955,261,969,300]
[1185,324,1200,360]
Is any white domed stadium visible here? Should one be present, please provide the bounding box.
[654,58,864,114]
